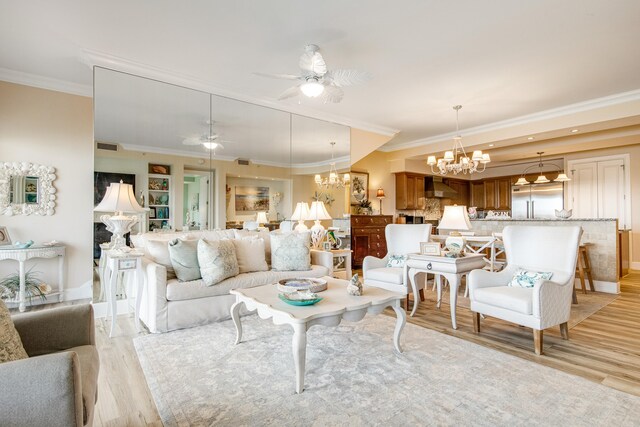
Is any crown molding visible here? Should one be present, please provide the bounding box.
[80,48,399,137]
[0,67,92,97]
[379,88,640,152]
[118,143,238,163]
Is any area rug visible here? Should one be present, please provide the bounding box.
[134,315,639,426]
[421,286,618,328]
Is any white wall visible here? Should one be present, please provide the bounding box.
[0,81,94,300]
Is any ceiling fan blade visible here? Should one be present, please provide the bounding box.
[253,72,301,80]
[326,69,371,87]
[321,85,344,103]
[299,49,327,76]
[182,137,203,146]
[278,85,301,100]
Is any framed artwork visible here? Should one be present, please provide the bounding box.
[322,241,332,251]
[235,186,270,212]
[350,171,369,205]
[420,241,441,255]
[0,226,11,246]
[149,207,157,219]
[148,163,171,175]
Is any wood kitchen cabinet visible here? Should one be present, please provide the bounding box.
[351,215,393,268]
[496,178,511,210]
[443,178,470,207]
[471,178,511,210]
[395,173,425,210]
[469,181,485,209]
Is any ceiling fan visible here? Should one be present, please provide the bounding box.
[182,120,233,150]
[255,44,370,103]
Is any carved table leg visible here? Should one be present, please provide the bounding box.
[230,300,244,345]
[447,273,461,330]
[392,301,407,353]
[408,267,420,317]
[292,323,307,393]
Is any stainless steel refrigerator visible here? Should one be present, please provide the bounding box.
[511,182,564,219]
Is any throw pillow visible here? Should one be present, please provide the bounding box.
[234,229,271,264]
[386,254,408,268]
[270,232,311,271]
[198,239,239,286]
[508,269,553,288]
[146,239,177,280]
[0,300,28,363]
[168,239,201,282]
[231,238,268,274]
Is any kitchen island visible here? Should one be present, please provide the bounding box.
[469,219,621,293]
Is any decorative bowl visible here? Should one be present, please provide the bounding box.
[555,209,573,219]
[13,240,34,249]
[278,293,323,306]
[277,278,328,293]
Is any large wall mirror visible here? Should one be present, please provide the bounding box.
[93,67,350,303]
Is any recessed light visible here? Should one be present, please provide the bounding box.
[527,136,535,140]
[571,129,579,133]
[489,144,494,147]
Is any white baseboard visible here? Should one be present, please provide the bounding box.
[63,280,93,301]
[92,299,135,318]
[630,261,640,270]
[575,278,619,294]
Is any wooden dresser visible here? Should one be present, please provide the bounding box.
[350,215,393,268]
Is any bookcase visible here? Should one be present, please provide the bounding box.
[148,174,172,231]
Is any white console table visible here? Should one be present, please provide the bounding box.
[0,244,66,312]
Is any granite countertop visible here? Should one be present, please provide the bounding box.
[470,218,618,222]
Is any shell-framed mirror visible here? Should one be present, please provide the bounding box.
[0,162,57,216]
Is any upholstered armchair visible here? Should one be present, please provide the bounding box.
[0,305,99,426]
[468,225,582,355]
[363,224,432,310]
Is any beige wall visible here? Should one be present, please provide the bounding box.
[0,81,94,299]
[352,151,397,216]
[292,174,349,228]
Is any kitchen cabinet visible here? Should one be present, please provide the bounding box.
[484,179,497,209]
[395,173,425,210]
[442,178,470,207]
[496,178,511,210]
[469,181,485,209]
[351,215,393,268]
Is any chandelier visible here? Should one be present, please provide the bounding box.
[514,152,571,185]
[315,142,350,189]
[427,105,491,175]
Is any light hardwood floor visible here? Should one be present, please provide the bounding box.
[89,271,640,426]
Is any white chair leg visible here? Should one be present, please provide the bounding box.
[463,273,469,298]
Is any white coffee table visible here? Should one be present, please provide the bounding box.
[229,276,406,394]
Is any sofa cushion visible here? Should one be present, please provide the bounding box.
[232,238,268,274]
[234,229,271,264]
[473,286,533,315]
[270,231,311,271]
[0,300,28,363]
[146,239,176,280]
[168,239,201,282]
[198,239,239,286]
[166,265,330,301]
[366,267,404,285]
[64,345,99,425]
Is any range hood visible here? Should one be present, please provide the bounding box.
[425,176,458,198]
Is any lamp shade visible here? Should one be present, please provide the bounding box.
[343,173,350,183]
[534,175,550,184]
[94,181,145,213]
[555,173,571,182]
[307,201,331,221]
[515,177,529,186]
[437,205,471,231]
[291,202,310,221]
[376,188,386,199]
[256,211,268,225]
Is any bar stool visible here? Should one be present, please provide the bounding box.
[575,244,595,294]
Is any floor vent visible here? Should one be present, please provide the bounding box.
[97,142,118,151]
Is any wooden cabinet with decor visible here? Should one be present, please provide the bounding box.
[350,215,393,268]
[470,181,485,209]
[443,178,470,207]
[395,173,425,210]
[483,178,511,210]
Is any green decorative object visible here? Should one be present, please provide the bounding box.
[278,293,323,306]
[0,267,51,304]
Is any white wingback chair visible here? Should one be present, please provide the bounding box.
[468,225,582,355]
[363,224,432,309]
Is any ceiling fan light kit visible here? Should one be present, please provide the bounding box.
[300,77,325,97]
[514,152,571,186]
[427,105,491,176]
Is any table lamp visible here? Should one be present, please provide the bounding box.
[376,188,386,213]
[437,205,472,257]
[256,211,268,228]
[94,181,146,252]
[291,202,310,231]
[307,201,332,248]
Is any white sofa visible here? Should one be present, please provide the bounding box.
[131,229,333,333]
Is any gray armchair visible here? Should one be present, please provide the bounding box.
[0,305,99,426]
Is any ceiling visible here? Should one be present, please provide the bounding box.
[2,0,640,153]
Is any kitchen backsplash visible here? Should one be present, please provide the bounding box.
[396,198,442,220]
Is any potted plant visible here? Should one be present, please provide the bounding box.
[0,267,51,305]
[358,199,372,215]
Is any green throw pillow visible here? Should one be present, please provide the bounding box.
[168,239,201,282]
[508,269,553,288]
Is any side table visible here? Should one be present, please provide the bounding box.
[329,249,352,279]
[406,253,485,328]
[104,250,145,337]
